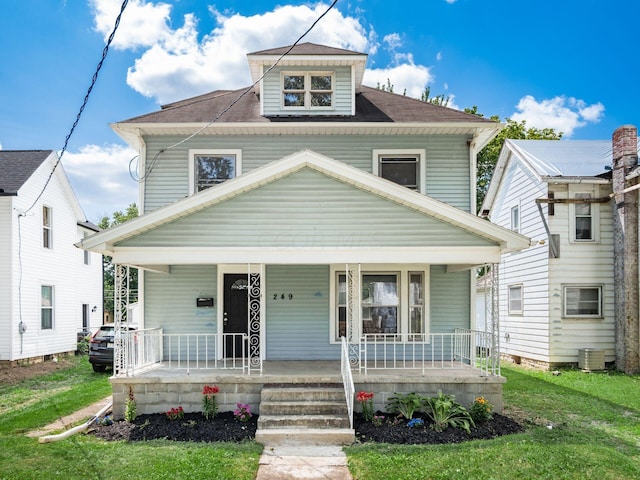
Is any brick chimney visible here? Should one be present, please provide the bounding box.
[612,125,639,374]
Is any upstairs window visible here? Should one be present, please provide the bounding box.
[189,150,241,194]
[282,72,333,109]
[508,284,523,314]
[574,193,593,241]
[511,205,520,233]
[373,149,425,193]
[43,206,52,249]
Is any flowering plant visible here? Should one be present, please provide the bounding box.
[166,406,184,420]
[469,396,494,423]
[202,385,219,420]
[124,386,137,423]
[407,418,425,428]
[372,415,385,427]
[233,403,252,422]
[356,391,374,422]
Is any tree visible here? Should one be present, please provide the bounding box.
[98,203,139,317]
[421,86,451,107]
[466,107,563,210]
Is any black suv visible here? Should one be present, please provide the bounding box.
[88,324,137,372]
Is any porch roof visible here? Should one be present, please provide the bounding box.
[78,150,531,270]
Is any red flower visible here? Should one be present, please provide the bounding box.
[203,385,219,396]
[356,391,374,402]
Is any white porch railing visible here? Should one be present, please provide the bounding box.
[118,329,249,377]
[359,330,499,376]
[341,336,355,428]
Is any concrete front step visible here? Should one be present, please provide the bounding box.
[258,414,351,429]
[255,427,355,446]
[260,400,347,416]
[260,387,344,402]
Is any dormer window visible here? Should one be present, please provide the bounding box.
[282,72,333,109]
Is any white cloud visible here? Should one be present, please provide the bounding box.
[91,0,172,50]
[364,60,434,98]
[63,144,139,222]
[511,95,605,137]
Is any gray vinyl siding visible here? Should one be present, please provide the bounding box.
[261,66,352,116]
[265,265,338,360]
[142,135,471,213]
[430,265,470,333]
[145,266,218,359]
[121,168,492,248]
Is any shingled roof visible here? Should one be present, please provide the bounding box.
[0,150,53,195]
[248,42,365,56]
[120,85,495,125]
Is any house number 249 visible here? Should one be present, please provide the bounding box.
[273,293,293,300]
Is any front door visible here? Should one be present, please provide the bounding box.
[223,274,249,358]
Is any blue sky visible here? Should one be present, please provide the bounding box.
[1,0,637,222]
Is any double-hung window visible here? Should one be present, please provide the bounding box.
[334,269,426,341]
[189,150,241,194]
[43,206,52,249]
[508,284,523,314]
[282,72,333,109]
[511,205,520,233]
[563,286,602,317]
[373,149,425,193]
[574,193,593,241]
[41,285,54,330]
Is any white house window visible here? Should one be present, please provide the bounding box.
[574,193,593,241]
[564,286,602,317]
[189,150,241,194]
[511,205,520,233]
[282,72,333,109]
[335,270,425,341]
[43,206,52,249]
[508,284,523,314]
[41,285,54,330]
[372,149,426,193]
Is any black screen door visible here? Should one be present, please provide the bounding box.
[223,274,249,358]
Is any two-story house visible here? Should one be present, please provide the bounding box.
[480,138,615,369]
[80,43,529,435]
[0,150,103,366]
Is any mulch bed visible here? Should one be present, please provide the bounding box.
[91,410,523,444]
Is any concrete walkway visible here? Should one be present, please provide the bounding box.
[256,445,352,480]
[26,396,112,438]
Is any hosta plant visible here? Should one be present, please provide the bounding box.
[422,391,475,433]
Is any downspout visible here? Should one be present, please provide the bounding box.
[534,201,559,258]
[38,401,113,443]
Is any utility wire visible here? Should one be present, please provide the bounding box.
[21,0,129,216]
[133,0,339,182]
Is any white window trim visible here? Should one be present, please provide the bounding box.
[42,205,52,250]
[41,285,54,330]
[329,264,430,343]
[510,204,520,233]
[508,284,523,315]
[568,187,600,243]
[281,71,335,110]
[188,149,242,195]
[372,149,426,194]
[562,285,603,318]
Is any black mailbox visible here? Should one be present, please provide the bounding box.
[196,297,214,307]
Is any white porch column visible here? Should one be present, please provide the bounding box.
[346,263,361,368]
[488,263,500,375]
[247,263,263,374]
[113,264,130,376]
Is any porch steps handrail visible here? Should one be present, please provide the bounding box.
[340,336,355,429]
[360,330,499,376]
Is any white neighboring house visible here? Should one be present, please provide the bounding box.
[481,139,614,368]
[0,150,103,365]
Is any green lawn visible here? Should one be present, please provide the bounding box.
[346,365,640,480]
[1,357,639,479]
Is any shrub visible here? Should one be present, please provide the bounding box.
[386,392,423,420]
[422,391,474,433]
